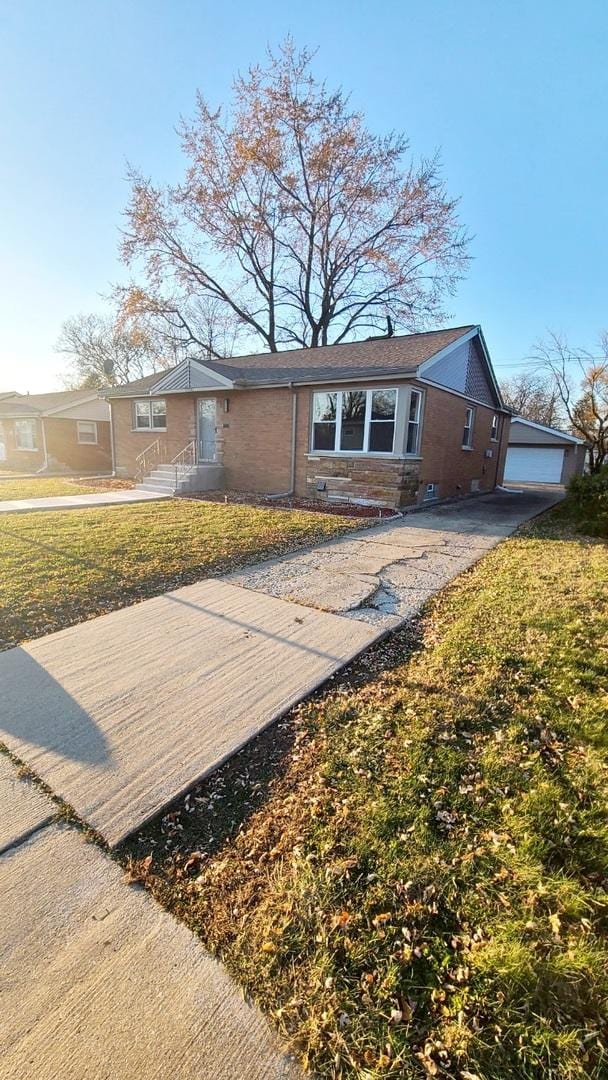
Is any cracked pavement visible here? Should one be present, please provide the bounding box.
[229,487,564,629]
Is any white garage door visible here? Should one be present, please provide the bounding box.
[504,446,564,484]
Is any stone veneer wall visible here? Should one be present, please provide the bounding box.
[305,455,421,509]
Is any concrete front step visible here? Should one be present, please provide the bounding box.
[136,480,177,493]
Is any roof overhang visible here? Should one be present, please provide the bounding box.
[510,416,585,444]
[417,325,505,410]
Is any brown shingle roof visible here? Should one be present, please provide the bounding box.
[212,326,475,385]
[106,326,476,395]
[103,370,177,397]
[0,389,100,417]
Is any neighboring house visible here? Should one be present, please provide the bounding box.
[105,324,511,509]
[0,390,112,473]
[504,417,587,485]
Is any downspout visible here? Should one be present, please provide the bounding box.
[494,412,508,489]
[109,400,117,476]
[267,384,298,498]
[36,418,49,473]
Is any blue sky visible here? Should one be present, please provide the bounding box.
[1,0,606,391]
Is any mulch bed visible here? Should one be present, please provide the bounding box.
[188,490,399,519]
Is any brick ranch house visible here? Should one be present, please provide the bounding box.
[0,390,112,473]
[105,325,511,510]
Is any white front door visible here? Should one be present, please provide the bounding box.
[197,399,217,461]
[504,446,564,484]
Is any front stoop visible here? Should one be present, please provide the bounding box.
[137,462,225,495]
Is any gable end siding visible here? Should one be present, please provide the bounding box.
[423,336,497,408]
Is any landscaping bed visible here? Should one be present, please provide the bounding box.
[0,499,358,650]
[123,509,608,1079]
[190,490,400,519]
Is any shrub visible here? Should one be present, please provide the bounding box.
[566,465,608,536]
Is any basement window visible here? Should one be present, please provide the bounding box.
[77,421,98,444]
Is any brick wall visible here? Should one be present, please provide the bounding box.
[0,418,46,470]
[111,396,197,476]
[109,382,510,506]
[417,383,509,501]
[221,388,293,492]
[45,417,112,472]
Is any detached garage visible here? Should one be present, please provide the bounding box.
[504,418,586,485]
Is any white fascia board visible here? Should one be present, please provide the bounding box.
[416,327,479,376]
[511,416,584,444]
[416,325,504,410]
[150,358,235,393]
[475,325,505,408]
[190,359,235,388]
[417,376,511,413]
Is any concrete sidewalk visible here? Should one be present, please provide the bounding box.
[0,757,297,1080]
[0,489,171,513]
[0,580,376,846]
[0,487,560,850]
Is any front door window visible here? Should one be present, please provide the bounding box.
[197,399,217,461]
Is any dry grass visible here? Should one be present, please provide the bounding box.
[0,499,357,650]
[124,510,608,1079]
[0,475,130,500]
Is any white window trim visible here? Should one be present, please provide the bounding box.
[462,406,475,450]
[490,413,500,442]
[14,418,38,451]
[77,420,98,444]
[406,388,424,456]
[132,399,167,432]
[310,388,401,456]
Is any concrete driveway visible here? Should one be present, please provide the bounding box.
[229,486,564,628]
[0,487,561,849]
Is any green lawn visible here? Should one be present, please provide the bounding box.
[0,500,356,650]
[0,476,127,500]
[124,511,608,1079]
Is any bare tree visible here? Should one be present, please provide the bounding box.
[56,313,174,389]
[118,39,470,356]
[501,371,564,427]
[534,332,608,473]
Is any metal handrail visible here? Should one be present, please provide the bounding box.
[135,438,161,481]
[136,438,197,488]
[170,440,196,487]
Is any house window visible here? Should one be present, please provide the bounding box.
[77,421,98,444]
[311,388,397,454]
[14,419,37,450]
[490,413,499,441]
[462,407,475,448]
[133,399,167,430]
[312,392,337,449]
[406,389,423,454]
[369,389,397,451]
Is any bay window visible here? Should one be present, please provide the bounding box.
[311,388,398,454]
[133,399,167,430]
[406,389,422,454]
